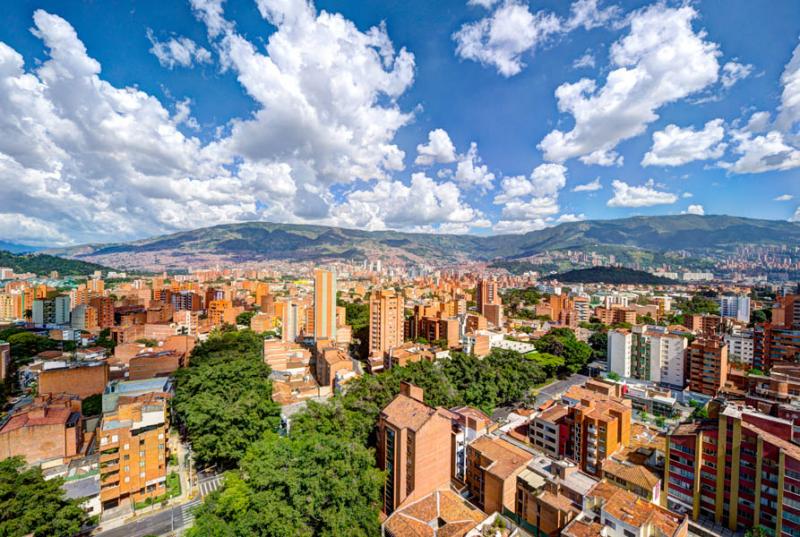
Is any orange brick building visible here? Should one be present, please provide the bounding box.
[38,361,109,400]
[0,394,83,465]
[376,383,453,515]
[465,435,532,514]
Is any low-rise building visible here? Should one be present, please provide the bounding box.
[466,436,533,515]
[0,394,83,465]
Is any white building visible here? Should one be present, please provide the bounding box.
[607,325,688,388]
[724,329,754,365]
[719,295,751,323]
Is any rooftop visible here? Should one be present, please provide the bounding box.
[382,393,444,432]
[470,436,533,480]
[382,489,487,537]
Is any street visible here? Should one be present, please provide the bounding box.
[533,373,590,407]
[198,473,223,498]
[95,499,200,537]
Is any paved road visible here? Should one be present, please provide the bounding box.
[95,499,200,537]
[533,373,590,407]
[198,474,223,498]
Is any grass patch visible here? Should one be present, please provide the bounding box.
[166,471,181,498]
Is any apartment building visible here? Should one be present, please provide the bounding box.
[720,295,751,323]
[376,383,453,515]
[0,394,83,465]
[368,290,405,358]
[476,279,501,319]
[98,392,170,509]
[313,269,337,342]
[466,435,533,514]
[665,404,800,534]
[753,323,800,371]
[564,480,688,537]
[687,337,728,396]
[514,456,598,537]
[725,328,754,365]
[687,314,721,336]
[38,360,109,399]
[450,406,492,484]
[608,326,688,387]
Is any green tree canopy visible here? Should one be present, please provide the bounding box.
[534,328,593,375]
[7,332,56,364]
[173,330,281,469]
[0,457,90,537]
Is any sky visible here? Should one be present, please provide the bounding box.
[1,0,799,246]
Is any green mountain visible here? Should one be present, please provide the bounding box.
[552,267,679,285]
[0,251,110,277]
[44,215,800,270]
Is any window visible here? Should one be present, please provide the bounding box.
[624,530,636,537]
[605,519,616,530]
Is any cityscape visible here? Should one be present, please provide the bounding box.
[1,1,800,537]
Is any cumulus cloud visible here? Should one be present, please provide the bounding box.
[453,0,561,77]
[494,163,566,203]
[332,172,484,232]
[580,149,623,167]
[556,213,586,223]
[415,128,457,165]
[607,179,678,208]
[685,204,705,215]
[493,218,548,234]
[720,61,753,89]
[572,178,602,192]
[721,41,800,173]
[775,194,794,201]
[468,0,500,8]
[792,207,800,223]
[0,3,421,244]
[454,142,495,190]
[146,30,212,69]
[538,4,720,163]
[453,0,618,77]
[573,51,595,69]
[642,119,727,166]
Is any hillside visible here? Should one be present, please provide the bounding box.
[43,215,800,270]
[0,251,110,277]
[551,267,679,285]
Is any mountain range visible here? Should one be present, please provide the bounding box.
[42,215,800,271]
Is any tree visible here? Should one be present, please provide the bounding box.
[535,328,593,375]
[81,394,102,417]
[0,457,90,537]
[530,352,565,378]
[236,311,255,326]
[607,371,621,381]
[588,331,608,361]
[174,330,281,469]
[7,332,56,364]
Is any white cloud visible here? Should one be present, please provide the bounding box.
[720,61,753,89]
[791,207,800,223]
[607,179,678,208]
[454,142,495,189]
[453,0,561,77]
[573,52,595,69]
[572,178,602,192]
[146,30,212,69]
[775,194,794,201]
[332,172,483,231]
[777,39,800,132]
[682,192,693,198]
[642,119,727,166]
[453,0,619,78]
[580,149,623,167]
[538,5,720,163]
[415,128,457,165]
[556,213,586,223]
[721,130,800,174]
[721,41,800,174]
[563,0,620,32]
[0,3,420,245]
[685,204,705,215]
[494,163,566,203]
[493,218,548,234]
[468,0,500,9]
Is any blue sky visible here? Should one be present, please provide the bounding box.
[1,0,799,245]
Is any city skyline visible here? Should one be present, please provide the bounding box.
[1,0,799,247]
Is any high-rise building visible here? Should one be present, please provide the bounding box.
[665,403,800,533]
[281,301,299,343]
[376,383,452,515]
[476,279,501,317]
[719,295,751,323]
[368,290,404,357]
[465,436,532,514]
[687,337,728,396]
[313,269,336,342]
[90,296,115,328]
[608,326,688,388]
